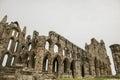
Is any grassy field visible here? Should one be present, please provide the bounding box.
[57,78,120,80]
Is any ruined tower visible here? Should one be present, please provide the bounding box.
[110,44,120,77]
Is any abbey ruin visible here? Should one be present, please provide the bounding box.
[0,16,114,80]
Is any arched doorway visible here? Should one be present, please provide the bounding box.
[62,58,69,73]
[70,60,75,78]
[52,55,61,77]
[81,64,85,77]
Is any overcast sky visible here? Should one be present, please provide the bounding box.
[0,0,120,75]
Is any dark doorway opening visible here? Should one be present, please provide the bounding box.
[70,60,75,78]
[81,64,85,77]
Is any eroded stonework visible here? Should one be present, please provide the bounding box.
[110,44,120,78]
[0,16,112,80]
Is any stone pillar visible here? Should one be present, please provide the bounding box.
[74,60,82,78]
[116,57,120,77]
[89,60,95,77]
[96,63,100,77]
[49,43,54,53]
[57,62,62,78]
[84,63,90,78]
[34,47,44,73]
[33,36,46,73]
[48,60,53,73]
[104,64,107,76]
[100,65,104,76]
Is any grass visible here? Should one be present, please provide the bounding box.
[57,78,120,80]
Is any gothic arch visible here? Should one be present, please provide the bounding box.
[81,64,85,77]
[54,43,61,53]
[70,60,75,78]
[62,49,65,56]
[52,55,61,77]
[43,53,51,72]
[7,38,14,51]
[14,41,19,52]
[10,55,15,66]
[11,26,19,37]
[45,41,50,50]
[2,52,11,67]
[54,44,59,53]
[28,43,32,51]
[62,58,70,73]
[2,54,9,67]
[46,39,53,51]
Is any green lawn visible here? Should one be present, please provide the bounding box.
[57,78,120,80]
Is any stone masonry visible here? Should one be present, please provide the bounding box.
[110,44,120,78]
[0,16,112,80]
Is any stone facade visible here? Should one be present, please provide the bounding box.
[110,44,120,78]
[0,16,112,80]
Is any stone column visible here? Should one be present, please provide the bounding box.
[49,43,54,53]
[89,60,95,77]
[48,60,53,73]
[57,62,62,78]
[84,63,90,78]
[100,65,104,76]
[34,36,46,73]
[96,63,100,77]
[74,60,82,78]
[34,47,44,73]
[104,64,108,76]
[116,56,120,77]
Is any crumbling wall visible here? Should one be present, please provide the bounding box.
[0,16,112,80]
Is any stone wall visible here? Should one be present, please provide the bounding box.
[110,44,120,78]
[0,16,112,80]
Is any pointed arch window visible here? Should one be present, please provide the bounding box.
[14,41,18,52]
[12,30,15,36]
[11,57,15,66]
[43,56,49,72]
[2,54,8,67]
[53,58,58,72]
[54,44,58,53]
[28,44,32,51]
[62,49,65,56]
[45,58,48,71]
[70,51,72,58]
[7,39,13,50]
[62,59,69,73]
[45,41,49,50]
